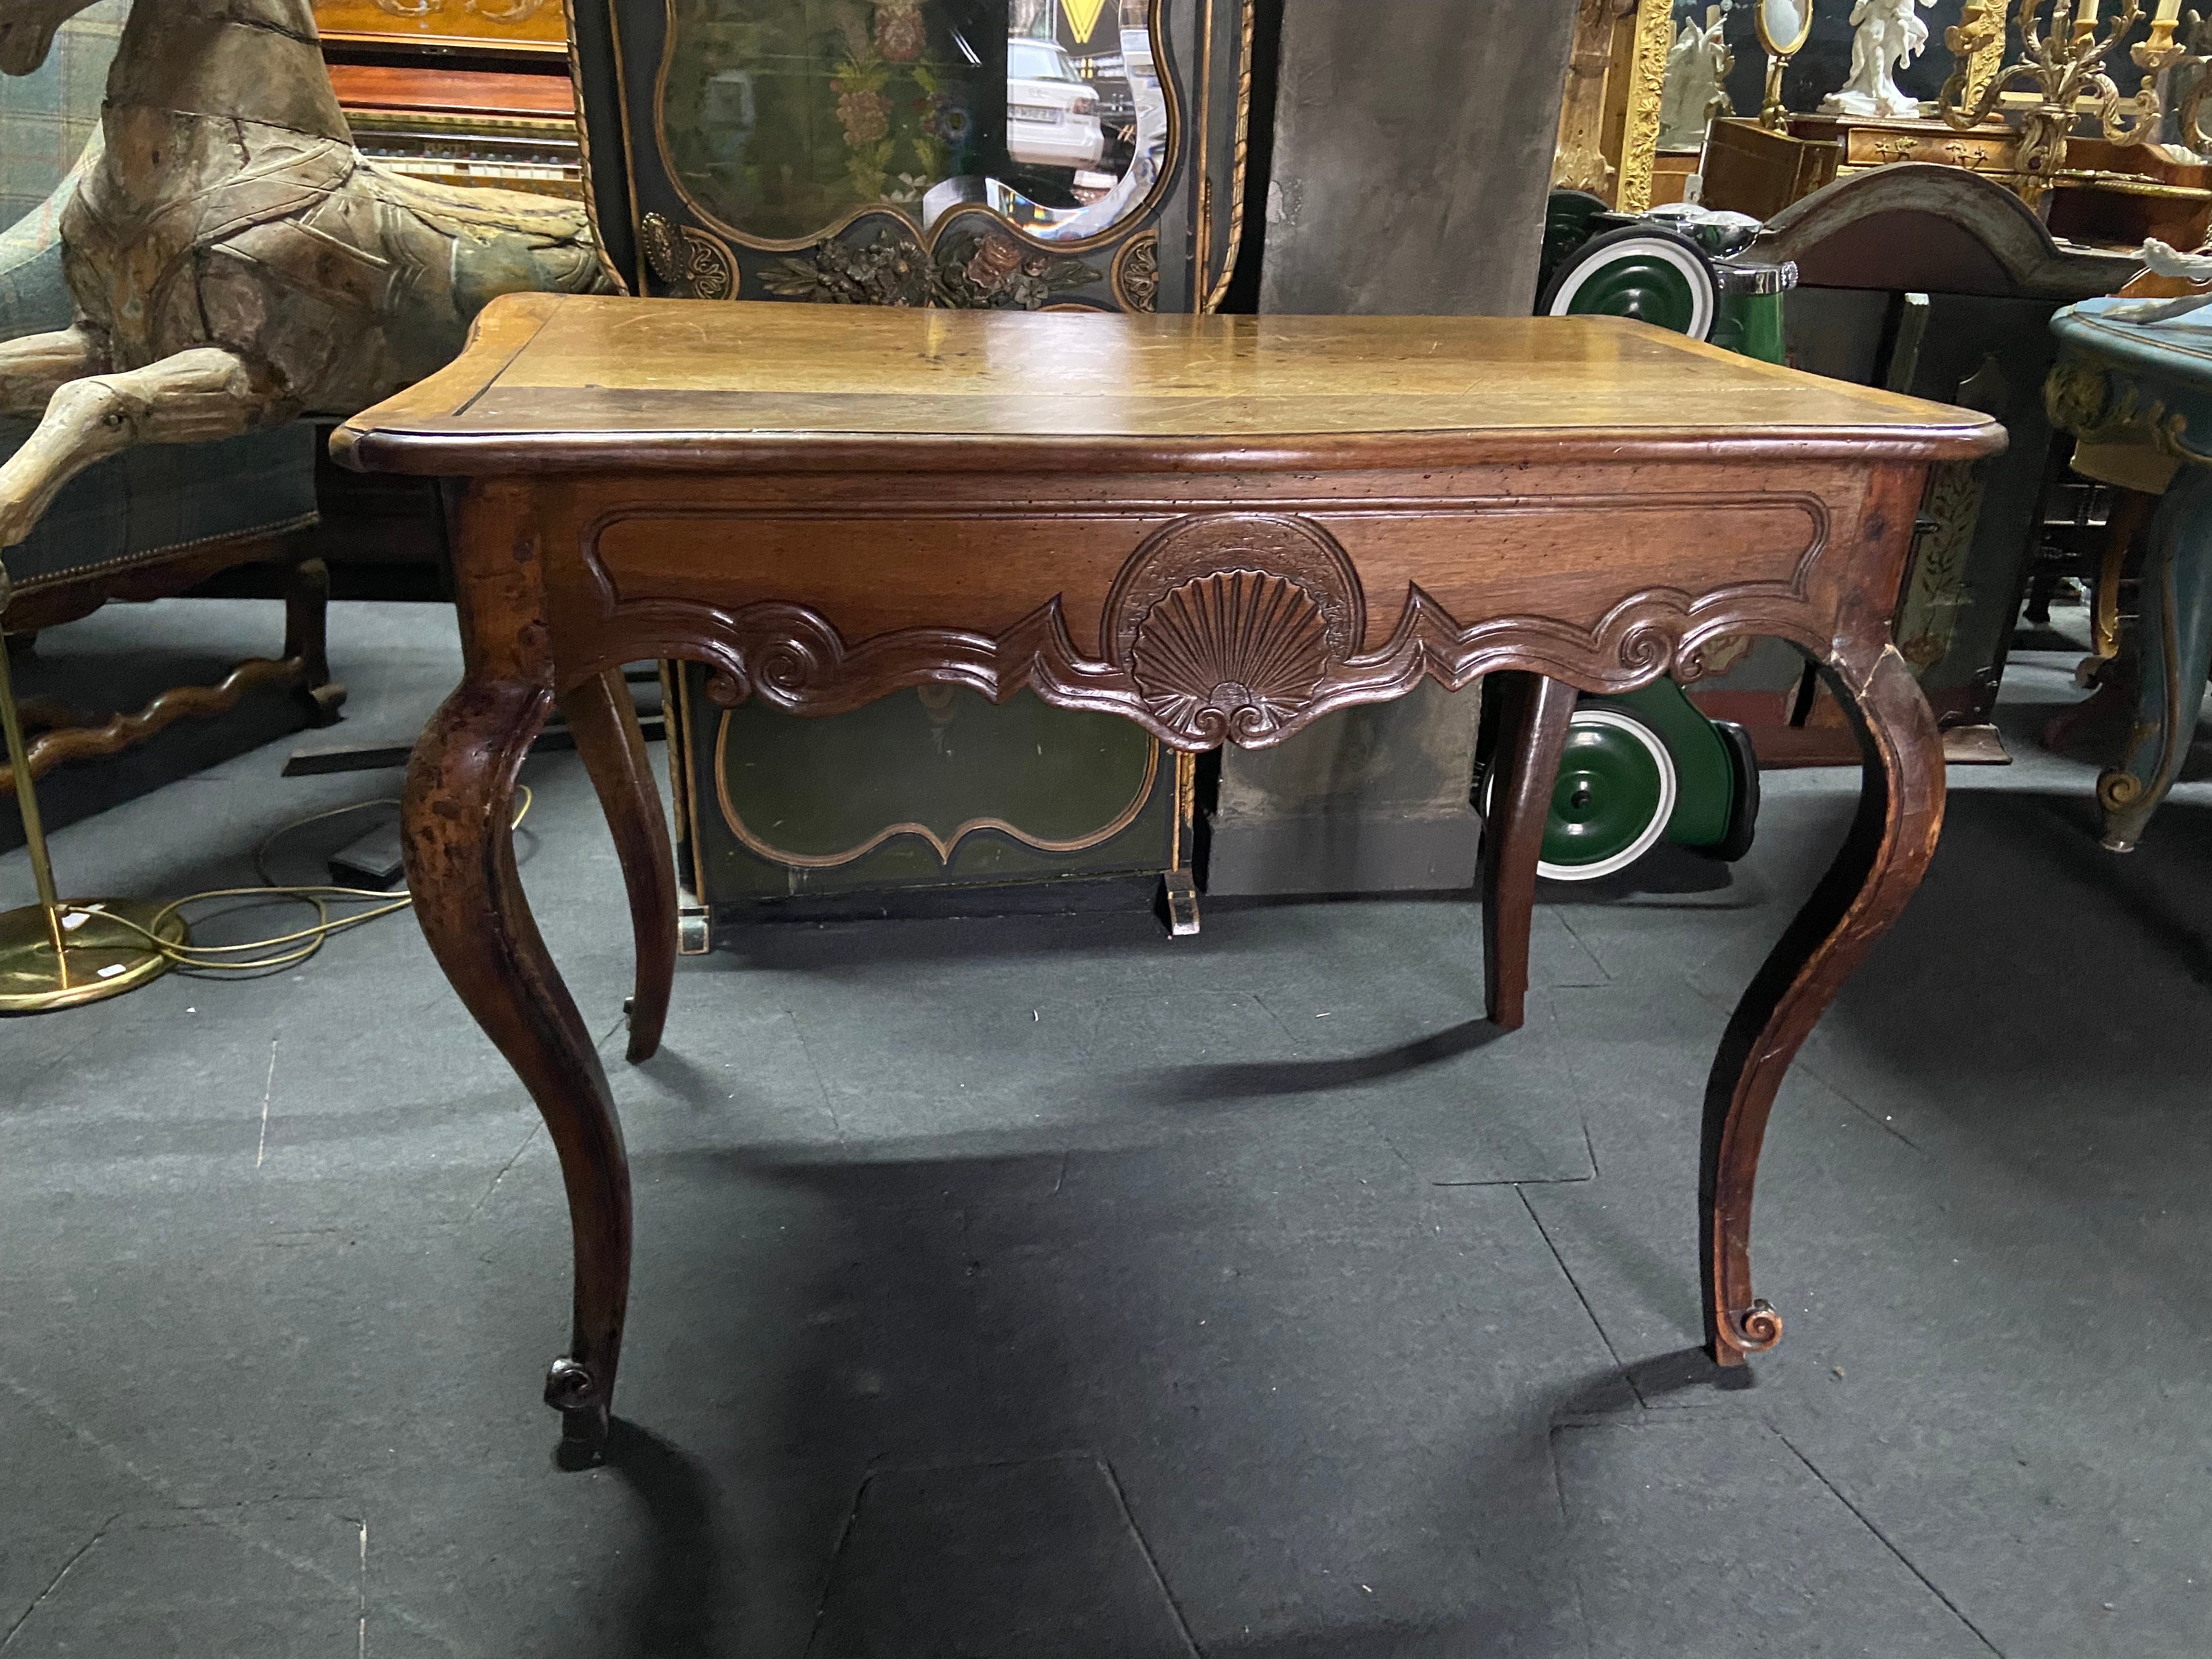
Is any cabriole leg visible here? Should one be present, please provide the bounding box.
[2097,466,2212,852]
[407,478,630,1461]
[1701,639,1943,1367]
[559,666,678,1062]
[1481,672,1577,1030]
[405,678,631,1458]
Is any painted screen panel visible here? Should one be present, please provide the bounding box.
[658,0,1166,246]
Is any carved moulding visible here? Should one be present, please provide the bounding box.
[640,212,738,301]
[1112,231,1161,312]
[566,510,1836,753]
[1616,0,1677,213]
[1553,0,1635,198]
[758,216,1101,310]
[2046,356,2199,464]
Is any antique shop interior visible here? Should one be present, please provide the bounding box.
[6,1,2212,1654]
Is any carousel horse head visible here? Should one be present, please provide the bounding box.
[0,0,108,77]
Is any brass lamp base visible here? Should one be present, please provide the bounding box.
[0,899,185,1013]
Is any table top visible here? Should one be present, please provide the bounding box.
[2053,297,2212,390]
[334,292,2006,477]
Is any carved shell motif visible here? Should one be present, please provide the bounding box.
[1128,570,1332,743]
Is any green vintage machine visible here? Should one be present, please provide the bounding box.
[1483,194,1791,881]
[1539,195,1795,364]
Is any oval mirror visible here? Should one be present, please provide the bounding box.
[1756,0,1813,57]
[657,0,1170,249]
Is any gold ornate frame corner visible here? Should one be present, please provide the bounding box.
[1551,0,1674,212]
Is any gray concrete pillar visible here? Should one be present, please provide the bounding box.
[1210,0,1578,895]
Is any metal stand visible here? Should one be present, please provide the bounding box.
[0,637,183,1013]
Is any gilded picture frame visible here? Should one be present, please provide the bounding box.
[1551,0,1673,213]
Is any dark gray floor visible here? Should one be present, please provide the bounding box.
[4,599,2210,1658]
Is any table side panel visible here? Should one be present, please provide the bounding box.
[522,461,1917,751]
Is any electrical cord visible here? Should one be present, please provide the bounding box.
[70,787,533,976]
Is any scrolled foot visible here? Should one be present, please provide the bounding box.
[2096,766,2152,851]
[1718,1298,1784,1362]
[545,1356,610,1465]
[1701,640,1939,1385]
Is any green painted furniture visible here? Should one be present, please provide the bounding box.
[565,0,1250,929]
[2046,297,2212,850]
[666,681,1192,928]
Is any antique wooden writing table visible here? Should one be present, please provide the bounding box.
[335,294,2003,1456]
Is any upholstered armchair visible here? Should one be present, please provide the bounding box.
[0,1,337,798]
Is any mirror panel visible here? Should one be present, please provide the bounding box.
[1757,0,1812,57]
[578,0,1249,311]
[657,0,1168,248]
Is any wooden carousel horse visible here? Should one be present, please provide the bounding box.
[0,0,608,563]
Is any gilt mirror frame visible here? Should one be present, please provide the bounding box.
[1754,0,1812,58]
[1551,0,1673,213]
[563,0,1251,313]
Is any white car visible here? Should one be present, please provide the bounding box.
[1006,36,1104,172]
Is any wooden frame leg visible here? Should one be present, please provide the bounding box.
[2096,466,2212,852]
[1481,671,1577,1030]
[281,554,346,727]
[404,675,631,1460]
[558,666,678,1063]
[1701,638,1943,1367]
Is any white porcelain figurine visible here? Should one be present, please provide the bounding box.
[1658,5,1734,151]
[1820,0,1934,120]
[2103,239,2212,324]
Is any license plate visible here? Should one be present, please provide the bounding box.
[1009,104,1062,124]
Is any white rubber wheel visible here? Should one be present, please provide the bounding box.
[1542,708,1678,880]
[1481,706,1680,883]
[1544,231,1718,343]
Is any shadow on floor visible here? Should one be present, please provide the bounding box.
[1819,788,2212,1308]
[592,1084,1623,1659]
[1135,1017,1509,1101]
[602,1418,734,1657]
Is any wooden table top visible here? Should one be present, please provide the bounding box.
[334,292,2007,476]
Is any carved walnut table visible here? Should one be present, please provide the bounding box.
[335,292,2002,1457]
